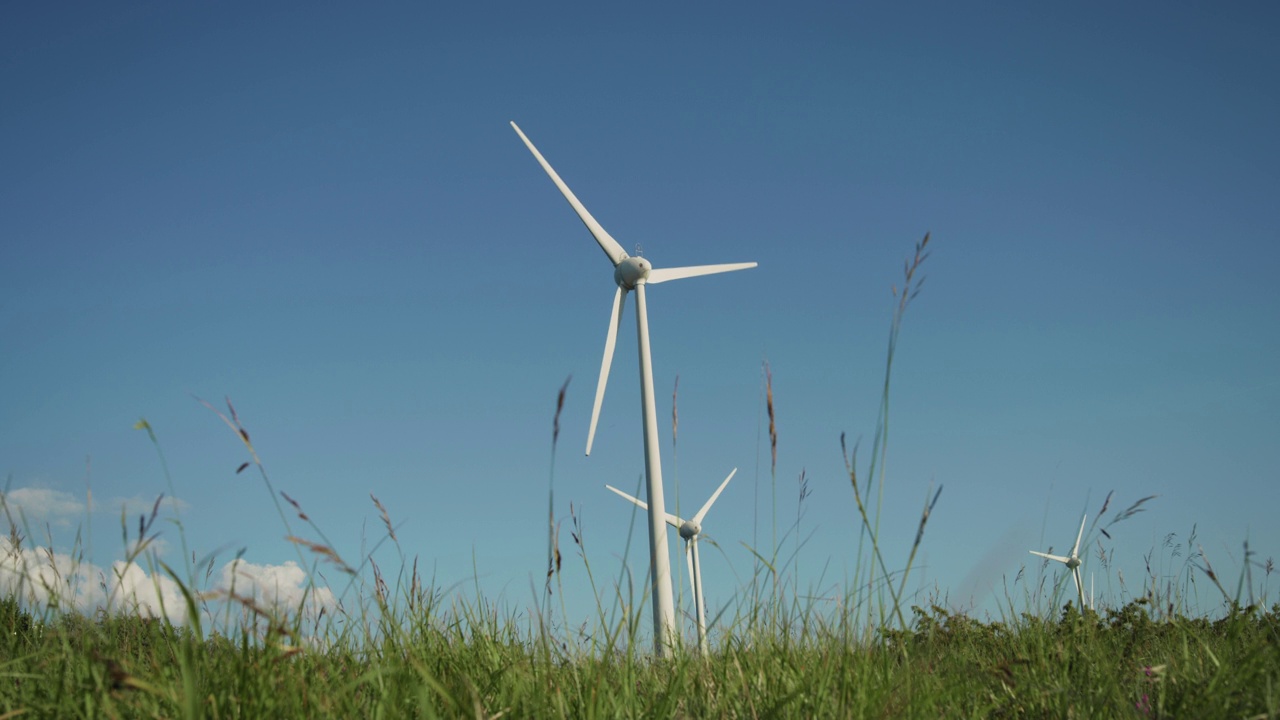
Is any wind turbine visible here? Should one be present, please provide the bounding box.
[1030,513,1088,611]
[511,122,756,655]
[607,468,736,654]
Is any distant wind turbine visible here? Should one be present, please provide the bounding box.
[511,122,756,655]
[607,468,736,654]
[1030,513,1088,611]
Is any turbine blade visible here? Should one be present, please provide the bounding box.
[1072,567,1084,607]
[647,262,758,285]
[509,122,628,266]
[587,288,626,456]
[1071,513,1088,558]
[604,485,682,527]
[691,537,707,650]
[692,468,737,525]
[684,541,695,598]
[1029,551,1071,564]
[605,484,648,511]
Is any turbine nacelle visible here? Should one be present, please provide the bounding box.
[509,121,756,457]
[1030,512,1090,610]
[614,256,650,289]
[605,467,736,655]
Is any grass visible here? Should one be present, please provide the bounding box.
[2,233,1278,718]
[1,584,1276,717]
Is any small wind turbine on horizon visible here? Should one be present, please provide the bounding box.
[607,468,736,654]
[1030,513,1089,611]
[510,122,756,655]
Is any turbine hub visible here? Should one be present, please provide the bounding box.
[614,256,651,289]
[1066,557,1081,570]
[679,520,699,540]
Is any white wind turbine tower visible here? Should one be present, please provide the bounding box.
[607,468,736,654]
[510,122,756,655]
[1030,513,1089,611]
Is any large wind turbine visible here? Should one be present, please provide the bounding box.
[607,468,736,654]
[1030,513,1088,611]
[511,122,756,654]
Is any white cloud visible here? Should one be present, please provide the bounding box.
[1,487,88,526]
[0,537,189,621]
[0,484,335,631]
[2,485,189,532]
[217,559,337,619]
[0,538,335,629]
[107,560,187,620]
[0,536,102,611]
[111,494,191,516]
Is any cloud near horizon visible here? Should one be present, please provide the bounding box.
[218,559,338,618]
[0,538,336,626]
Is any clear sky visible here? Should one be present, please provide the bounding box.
[2,3,1277,634]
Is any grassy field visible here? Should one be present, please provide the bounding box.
[1,586,1277,717]
[3,234,1277,718]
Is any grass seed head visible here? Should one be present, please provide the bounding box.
[371,493,396,542]
[552,375,570,450]
[765,361,777,474]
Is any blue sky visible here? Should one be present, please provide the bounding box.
[2,3,1277,634]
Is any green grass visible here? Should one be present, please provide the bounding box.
[3,233,1277,718]
[0,593,1277,718]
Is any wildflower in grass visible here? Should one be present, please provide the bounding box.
[1135,664,1164,716]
